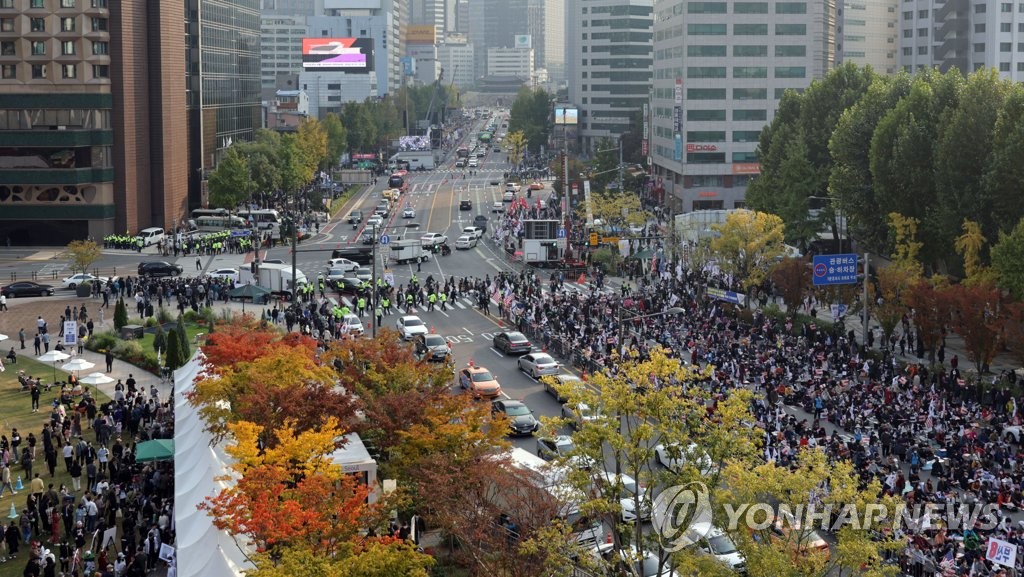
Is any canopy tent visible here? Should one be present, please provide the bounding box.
[173,353,254,577]
[135,439,174,462]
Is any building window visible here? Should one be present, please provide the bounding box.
[688,66,726,78]
[1001,2,1012,12]
[60,0,74,7]
[31,64,46,79]
[1019,42,1024,51]
[975,3,986,12]
[917,46,928,54]
[31,41,45,55]
[0,18,12,31]
[91,0,107,7]
[692,175,723,187]
[687,153,725,164]
[688,45,726,57]
[687,109,726,121]
[91,41,107,55]
[733,109,767,121]
[1019,23,1024,32]
[776,23,806,35]
[61,17,75,31]
[733,152,758,162]
[917,27,927,37]
[1000,62,1010,71]
[735,23,768,35]
[92,64,108,78]
[734,2,768,13]
[0,41,13,56]
[775,45,806,57]
[61,40,75,55]
[903,29,912,38]
[0,64,14,79]
[733,88,767,100]
[774,66,805,78]
[902,10,912,19]
[1001,23,1012,32]
[60,63,75,78]
[976,23,986,33]
[30,18,45,32]
[326,83,341,90]
[693,200,725,210]
[734,45,767,57]
[0,0,11,8]
[91,17,107,31]
[687,23,727,35]
[686,131,725,141]
[687,88,726,99]
[1018,62,1024,71]
[974,43,985,52]
[732,130,762,141]
[687,2,726,13]
[1001,42,1012,52]
[30,0,44,7]
[776,2,806,13]
[902,47,912,55]
[734,66,767,78]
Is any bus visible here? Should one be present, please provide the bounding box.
[456,147,470,159]
[237,209,282,231]
[388,171,408,192]
[478,131,493,143]
[194,215,248,232]
[190,208,230,220]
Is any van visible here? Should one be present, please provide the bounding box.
[135,227,165,247]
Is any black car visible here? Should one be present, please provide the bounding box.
[360,232,376,245]
[1,281,54,298]
[459,199,472,211]
[137,261,182,277]
[492,331,532,355]
[491,400,539,436]
[347,210,363,224]
[413,333,452,362]
[331,247,374,265]
[473,215,489,232]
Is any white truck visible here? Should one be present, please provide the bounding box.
[387,238,428,264]
[238,263,308,297]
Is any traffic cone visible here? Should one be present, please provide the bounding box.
[7,503,15,519]
[14,477,22,491]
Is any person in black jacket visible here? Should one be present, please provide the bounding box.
[5,522,19,557]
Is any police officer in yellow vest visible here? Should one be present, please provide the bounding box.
[439,291,448,311]
[427,292,437,312]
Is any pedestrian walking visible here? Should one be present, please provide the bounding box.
[104,349,113,373]
[33,334,40,356]
[18,329,24,350]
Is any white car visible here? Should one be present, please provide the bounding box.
[420,233,448,247]
[593,471,650,523]
[327,257,359,272]
[366,214,384,229]
[402,206,416,218]
[454,235,477,250]
[695,527,745,573]
[588,542,676,577]
[518,352,560,378]
[561,401,601,429]
[654,443,716,476]
[503,191,515,202]
[351,267,372,282]
[492,201,504,213]
[342,314,364,335]
[60,273,108,289]
[462,226,484,239]
[396,315,429,340]
[209,268,239,284]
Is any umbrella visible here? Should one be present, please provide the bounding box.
[135,438,174,463]
[79,372,114,386]
[229,283,271,312]
[37,350,71,384]
[61,358,95,373]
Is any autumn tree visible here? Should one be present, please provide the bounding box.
[505,130,527,166]
[991,217,1024,300]
[903,277,953,363]
[770,257,812,311]
[946,283,1005,374]
[871,213,924,348]
[954,220,996,287]
[710,210,787,301]
[62,239,101,275]
[1003,302,1024,369]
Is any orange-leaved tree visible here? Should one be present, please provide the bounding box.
[191,327,356,444]
[903,276,953,364]
[202,418,380,554]
[946,283,1006,374]
[200,317,318,371]
[770,256,811,312]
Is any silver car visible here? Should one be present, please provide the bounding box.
[454,235,477,250]
[517,352,560,378]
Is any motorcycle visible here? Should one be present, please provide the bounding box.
[431,243,452,256]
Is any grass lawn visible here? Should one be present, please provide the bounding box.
[0,357,112,577]
[136,324,208,354]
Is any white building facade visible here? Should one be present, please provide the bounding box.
[837,0,899,74]
[487,47,535,80]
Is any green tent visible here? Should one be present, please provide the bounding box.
[135,439,175,462]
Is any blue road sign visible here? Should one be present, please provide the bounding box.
[557,228,566,239]
[812,253,858,286]
[379,234,391,246]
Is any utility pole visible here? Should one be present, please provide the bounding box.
[371,223,378,338]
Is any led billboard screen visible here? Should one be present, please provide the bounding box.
[554,107,578,125]
[302,38,374,72]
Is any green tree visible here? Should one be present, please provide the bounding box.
[509,87,553,152]
[113,298,128,331]
[982,85,1024,235]
[62,239,101,275]
[342,101,378,152]
[176,314,190,360]
[709,210,787,300]
[588,137,621,191]
[321,112,348,169]
[207,147,253,210]
[991,217,1024,300]
[239,130,284,200]
[165,329,183,370]
[152,324,167,356]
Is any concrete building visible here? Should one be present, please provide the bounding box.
[540,0,566,85]
[409,0,445,34]
[837,0,898,74]
[260,16,308,89]
[263,89,310,131]
[567,0,654,152]
[0,0,188,243]
[898,0,1024,81]
[407,43,441,85]
[487,46,533,80]
[649,0,836,213]
[299,70,376,117]
[438,36,475,87]
[467,0,529,80]
[318,0,406,96]
[187,0,262,210]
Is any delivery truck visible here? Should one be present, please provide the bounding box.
[387,238,428,264]
[238,263,308,298]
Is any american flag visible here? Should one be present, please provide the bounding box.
[503,294,515,307]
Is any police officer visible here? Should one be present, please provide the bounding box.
[439,292,448,312]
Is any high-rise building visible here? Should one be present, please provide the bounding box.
[467,0,529,79]
[260,16,309,89]
[898,0,1024,81]
[0,0,189,244]
[487,46,533,80]
[837,0,898,74]
[649,0,836,213]
[409,0,445,33]
[567,0,654,151]
[539,0,565,84]
[187,0,262,208]
[438,36,475,87]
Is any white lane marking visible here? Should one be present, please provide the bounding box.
[462,327,474,335]
[490,347,502,357]
[455,301,466,309]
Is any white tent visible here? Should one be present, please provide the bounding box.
[173,354,254,577]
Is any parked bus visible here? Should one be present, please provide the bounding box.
[194,215,248,232]
[388,171,408,192]
[237,209,282,231]
[456,147,470,159]
[190,208,231,220]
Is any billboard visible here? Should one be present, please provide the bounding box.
[406,25,436,45]
[514,35,532,49]
[399,135,431,151]
[554,107,578,125]
[302,38,374,72]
